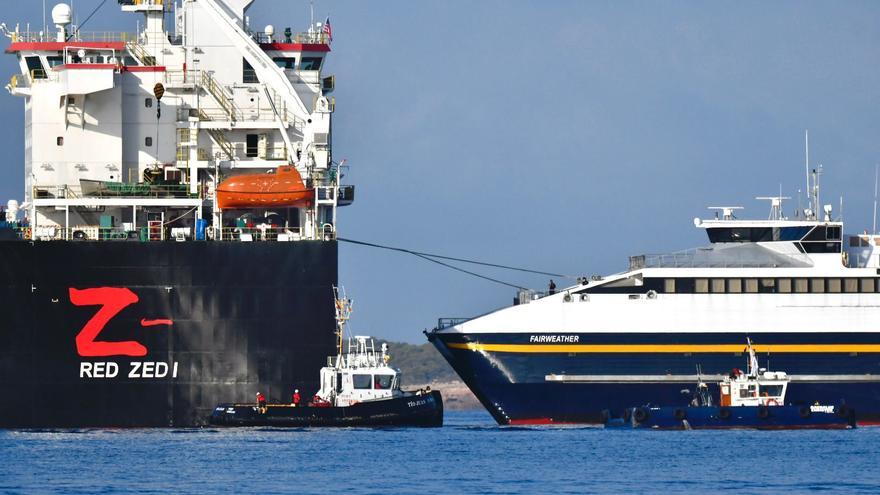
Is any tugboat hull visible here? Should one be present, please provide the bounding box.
[209,391,444,427]
[608,404,855,430]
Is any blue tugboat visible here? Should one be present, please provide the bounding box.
[210,289,443,428]
[606,339,855,430]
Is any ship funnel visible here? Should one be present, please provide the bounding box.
[51,4,72,42]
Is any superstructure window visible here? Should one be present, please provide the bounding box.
[273,57,296,69]
[46,56,63,68]
[861,279,875,293]
[353,374,371,389]
[727,279,742,293]
[844,279,858,293]
[664,279,675,293]
[243,58,259,83]
[744,279,758,293]
[759,279,776,293]
[695,279,709,293]
[777,279,792,293]
[25,56,46,79]
[374,375,393,390]
[246,134,259,158]
[711,279,725,293]
[300,57,323,71]
[707,227,772,243]
[56,136,64,146]
[794,279,808,293]
[145,137,153,147]
[145,98,153,108]
[827,278,841,293]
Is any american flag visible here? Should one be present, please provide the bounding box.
[322,17,333,42]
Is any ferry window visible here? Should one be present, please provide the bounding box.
[695,279,708,293]
[744,279,758,293]
[353,374,372,389]
[861,278,875,293]
[759,385,784,397]
[243,58,259,83]
[711,279,725,293]
[759,279,776,293]
[844,279,858,293]
[25,56,46,79]
[827,226,842,240]
[46,56,63,68]
[827,278,841,293]
[56,136,64,146]
[246,134,259,157]
[145,98,153,108]
[727,279,742,293]
[810,278,825,293]
[707,227,772,243]
[301,57,323,71]
[145,137,153,147]
[794,279,808,293]
[663,279,675,293]
[374,375,393,390]
[777,279,792,293]
[273,57,296,69]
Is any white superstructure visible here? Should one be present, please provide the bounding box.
[3,0,347,241]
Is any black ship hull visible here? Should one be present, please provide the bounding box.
[209,391,444,427]
[0,240,338,427]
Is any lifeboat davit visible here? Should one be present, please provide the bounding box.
[216,166,314,209]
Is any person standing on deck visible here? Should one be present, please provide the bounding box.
[292,389,301,407]
[256,392,267,413]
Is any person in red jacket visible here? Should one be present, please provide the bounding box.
[256,391,267,413]
[292,389,301,407]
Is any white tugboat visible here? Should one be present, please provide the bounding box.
[210,289,443,427]
[608,338,855,429]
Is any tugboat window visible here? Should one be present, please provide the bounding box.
[374,375,393,390]
[759,385,784,397]
[300,57,323,70]
[353,374,371,389]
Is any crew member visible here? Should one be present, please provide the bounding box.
[292,389,301,407]
[548,279,557,295]
[256,391,267,413]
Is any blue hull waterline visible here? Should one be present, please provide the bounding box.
[606,404,855,430]
[427,331,880,425]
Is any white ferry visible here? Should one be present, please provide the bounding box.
[428,172,880,426]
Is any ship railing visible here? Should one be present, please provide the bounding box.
[251,31,331,45]
[30,226,148,242]
[629,248,814,270]
[437,318,471,329]
[10,31,137,43]
[33,183,199,200]
[218,227,304,242]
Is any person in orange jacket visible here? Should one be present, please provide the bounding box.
[292,389,301,407]
[256,391,267,413]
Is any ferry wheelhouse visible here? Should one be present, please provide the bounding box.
[428,189,880,426]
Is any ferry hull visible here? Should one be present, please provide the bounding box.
[427,331,880,425]
[0,240,338,428]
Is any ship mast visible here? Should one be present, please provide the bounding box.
[333,286,352,363]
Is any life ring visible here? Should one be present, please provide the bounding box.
[765,398,780,407]
[757,406,770,419]
[633,407,649,422]
[799,406,811,419]
[718,407,731,420]
[673,408,687,420]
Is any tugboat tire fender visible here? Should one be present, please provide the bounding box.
[718,407,731,420]
[673,408,687,420]
[757,406,770,419]
[799,406,811,418]
[633,407,649,422]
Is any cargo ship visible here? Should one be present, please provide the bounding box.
[428,173,880,426]
[0,0,351,427]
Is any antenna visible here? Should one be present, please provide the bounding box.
[873,164,878,234]
[805,130,811,215]
[756,196,790,221]
[707,206,744,220]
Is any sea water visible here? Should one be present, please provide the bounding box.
[1,410,879,494]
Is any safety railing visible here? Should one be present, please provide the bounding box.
[629,248,814,270]
[33,183,199,199]
[251,31,331,45]
[219,227,304,242]
[126,41,156,66]
[10,31,136,43]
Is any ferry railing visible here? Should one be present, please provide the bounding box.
[250,31,331,45]
[437,318,470,329]
[629,249,814,270]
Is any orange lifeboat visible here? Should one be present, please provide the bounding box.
[216,166,314,209]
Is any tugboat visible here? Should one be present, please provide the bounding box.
[606,339,856,430]
[209,289,443,427]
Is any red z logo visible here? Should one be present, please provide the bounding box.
[69,287,172,357]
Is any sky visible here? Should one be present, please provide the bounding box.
[1,1,880,342]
